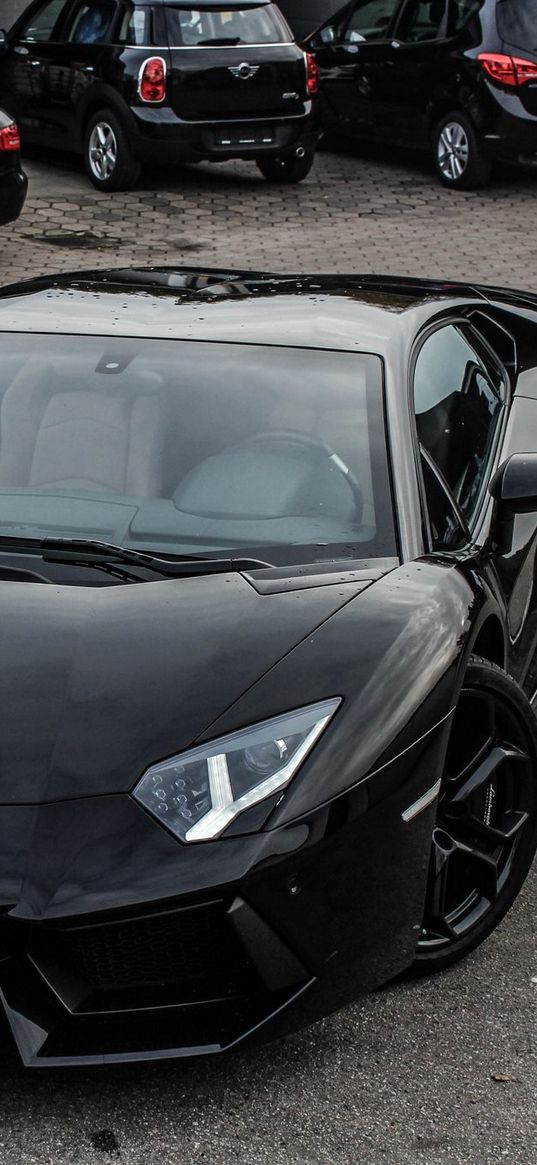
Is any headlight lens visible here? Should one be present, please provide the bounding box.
[133,699,341,843]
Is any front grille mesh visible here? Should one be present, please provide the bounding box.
[32,903,251,998]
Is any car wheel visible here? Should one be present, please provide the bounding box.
[433,112,492,190]
[256,143,315,184]
[84,109,141,192]
[410,655,537,976]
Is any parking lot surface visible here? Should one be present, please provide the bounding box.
[3,142,537,286]
[1,144,536,1165]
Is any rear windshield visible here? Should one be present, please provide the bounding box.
[0,334,396,567]
[497,0,537,50]
[164,4,290,46]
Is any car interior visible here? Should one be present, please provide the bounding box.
[0,344,380,555]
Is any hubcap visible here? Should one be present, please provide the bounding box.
[88,121,117,182]
[437,121,469,181]
[418,685,534,952]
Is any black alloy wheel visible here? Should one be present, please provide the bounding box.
[433,110,492,191]
[256,142,316,184]
[84,108,141,192]
[411,656,537,975]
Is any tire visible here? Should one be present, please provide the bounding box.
[433,111,492,190]
[409,655,537,976]
[84,108,141,192]
[256,143,316,184]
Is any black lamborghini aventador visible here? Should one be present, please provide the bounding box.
[1,266,537,1067]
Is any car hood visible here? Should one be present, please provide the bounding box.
[0,568,375,806]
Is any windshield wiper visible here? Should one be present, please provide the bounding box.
[0,536,272,578]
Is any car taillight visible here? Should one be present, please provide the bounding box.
[478,52,537,87]
[138,56,166,103]
[304,51,319,97]
[0,123,21,151]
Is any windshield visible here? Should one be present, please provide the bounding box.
[0,336,396,566]
[164,4,289,45]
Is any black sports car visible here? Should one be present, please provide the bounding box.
[1,266,537,1068]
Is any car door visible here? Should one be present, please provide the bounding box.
[413,317,537,694]
[311,0,405,138]
[44,0,121,148]
[376,0,449,146]
[0,0,72,140]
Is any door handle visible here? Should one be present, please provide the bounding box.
[29,59,42,67]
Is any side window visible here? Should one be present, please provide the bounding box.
[413,324,505,527]
[18,0,69,41]
[446,0,485,34]
[342,0,402,42]
[66,0,117,43]
[396,0,446,43]
[116,3,153,44]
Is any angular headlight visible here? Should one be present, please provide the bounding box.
[133,699,341,843]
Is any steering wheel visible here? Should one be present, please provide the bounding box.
[245,430,363,518]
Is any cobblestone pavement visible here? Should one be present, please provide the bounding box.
[1,142,537,1165]
[2,140,537,286]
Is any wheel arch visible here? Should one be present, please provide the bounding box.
[76,87,138,148]
[468,614,507,671]
[427,91,480,139]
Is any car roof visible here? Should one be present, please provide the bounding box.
[0,268,489,352]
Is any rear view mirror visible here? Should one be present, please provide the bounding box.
[489,453,537,513]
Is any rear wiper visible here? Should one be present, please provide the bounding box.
[9,537,271,578]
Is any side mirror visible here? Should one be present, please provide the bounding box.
[489,453,537,514]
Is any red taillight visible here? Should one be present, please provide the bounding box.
[513,56,537,84]
[0,122,21,151]
[478,52,537,87]
[139,56,166,103]
[305,51,319,97]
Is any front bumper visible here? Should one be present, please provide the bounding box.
[0,166,27,226]
[127,106,319,163]
[0,720,447,1066]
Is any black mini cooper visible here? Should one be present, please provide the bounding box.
[0,0,319,189]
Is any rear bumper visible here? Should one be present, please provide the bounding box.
[0,166,27,226]
[478,87,537,161]
[127,105,319,163]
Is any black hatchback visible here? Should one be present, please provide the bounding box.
[0,108,28,224]
[0,0,319,190]
[307,0,537,189]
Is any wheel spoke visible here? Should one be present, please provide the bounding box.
[445,807,529,847]
[450,743,526,802]
[422,831,458,940]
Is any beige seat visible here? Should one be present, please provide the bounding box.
[0,358,165,497]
